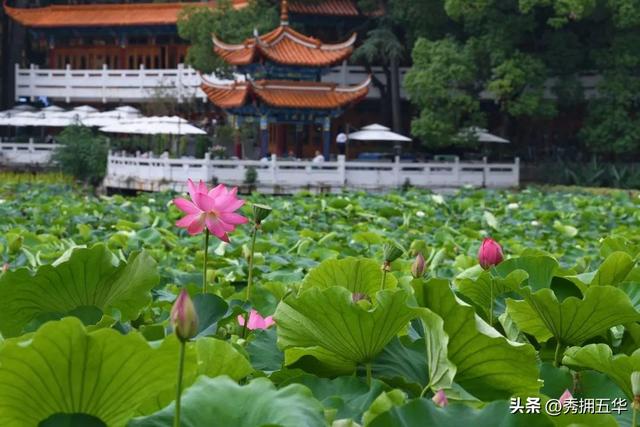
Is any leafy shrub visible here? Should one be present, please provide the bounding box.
[245,166,258,185]
[53,126,108,187]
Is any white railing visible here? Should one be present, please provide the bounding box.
[15,63,406,103]
[104,152,519,192]
[0,140,58,165]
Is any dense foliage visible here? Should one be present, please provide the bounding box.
[52,126,109,187]
[1,180,640,425]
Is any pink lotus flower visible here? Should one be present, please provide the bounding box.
[171,289,199,342]
[432,389,448,407]
[559,389,573,406]
[237,309,275,330]
[173,179,248,241]
[478,237,504,270]
[411,252,426,278]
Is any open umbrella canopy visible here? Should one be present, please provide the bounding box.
[73,105,99,114]
[99,116,206,135]
[348,123,412,142]
[41,105,66,113]
[114,106,141,115]
[464,127,510,144]
[81,109,142,127]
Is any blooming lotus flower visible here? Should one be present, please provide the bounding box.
[411,253,426,278]
[478,237,504,270]
[432,389,448,407]
[173,179,248,241]
[237,309,275,330]
[558,389,573,406]
[171,289,199,342]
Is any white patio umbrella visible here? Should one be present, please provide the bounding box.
[41,105,66,113]
[464,127,510,144]
[99,116,206,135]
[115,105,141,115]
[81,109,141,127]
[348,123,412,142]
[73,105,99,114]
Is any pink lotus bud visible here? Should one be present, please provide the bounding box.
[171,289,199,342]
[432,389,448,407]
[1,263,8,273]
[478,238,504,270]
[559,389,573,406]
[411,253,426,278]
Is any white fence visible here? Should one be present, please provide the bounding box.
[0,140,58,165]
[104,152,519,192]
[15,63,404,103]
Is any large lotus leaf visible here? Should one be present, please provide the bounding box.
[495,255,559,291]
[275,287,419,375]
[590,251,635,286]
[279,373,386,422]
[0,244,158,337]
[562,343,640,399]
[457,270,528,321]
[367,398,554,427]
[138,337,252,415]
[0,317,178,427]
[506,286,640,345]
[300,257,397,295]
[128,376,326,427]
[414,279,540,401]
[372,336,431,395]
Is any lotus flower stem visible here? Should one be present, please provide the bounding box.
[246,225,258,301]
[380,270,387,290]
[554,341,564,367]
[633,408,637,427]
[489,278,493,326]
[366,363,372,386]
[173,341,186,427]
[202,229,210,294]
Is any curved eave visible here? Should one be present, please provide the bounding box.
[200,76,249,109]
[212,26,357,67]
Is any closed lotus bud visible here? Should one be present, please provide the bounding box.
[1,263,8,273]
[478,237,504,270]
[252,203,272,225]
[411,253,426,278]
[632,372,640,397]
[432,389,448,407]
[171,289,199,342]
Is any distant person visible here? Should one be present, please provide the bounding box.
[286,149,298,160]
[45,134,54,144]
[312,150,325,163]
[336,132,347,155]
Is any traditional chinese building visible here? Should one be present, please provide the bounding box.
[201,0,369,159]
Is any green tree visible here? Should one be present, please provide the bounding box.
[177,0,278,74]
[53,126,109,187]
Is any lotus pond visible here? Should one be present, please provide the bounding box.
[1,179,640,426]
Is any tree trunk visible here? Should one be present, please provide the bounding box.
[390,56,402,133]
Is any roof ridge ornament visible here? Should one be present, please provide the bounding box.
[280,0,289,26]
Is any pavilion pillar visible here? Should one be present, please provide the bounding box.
[322,117,331,161]
[260,115,269,158]
[233,115,242,158]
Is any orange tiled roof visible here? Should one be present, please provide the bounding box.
[201,76,370,110]
[289,0,359,16]
[3,1,249,28]
[213,25,356,67]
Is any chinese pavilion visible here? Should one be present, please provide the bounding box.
[201,0,370,160]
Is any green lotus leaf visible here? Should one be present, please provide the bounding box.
[246,327,284,372]
[457,270,528,321]
[0,317,178,427]
[279,373,386,422]
[128,376,326,427]
[367,398,554,427]
[195,337,253,380]
[562,343,640,399]
[0,244,159,337]
[414,279,540,400]
[495,255,559,291]
[300,257,397,295]
[362,389,407,426]
[139,337,252,414]
[372,336,431,394]
[506,286,640,345]
[275,287,419,375]
[590,251,635,286]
